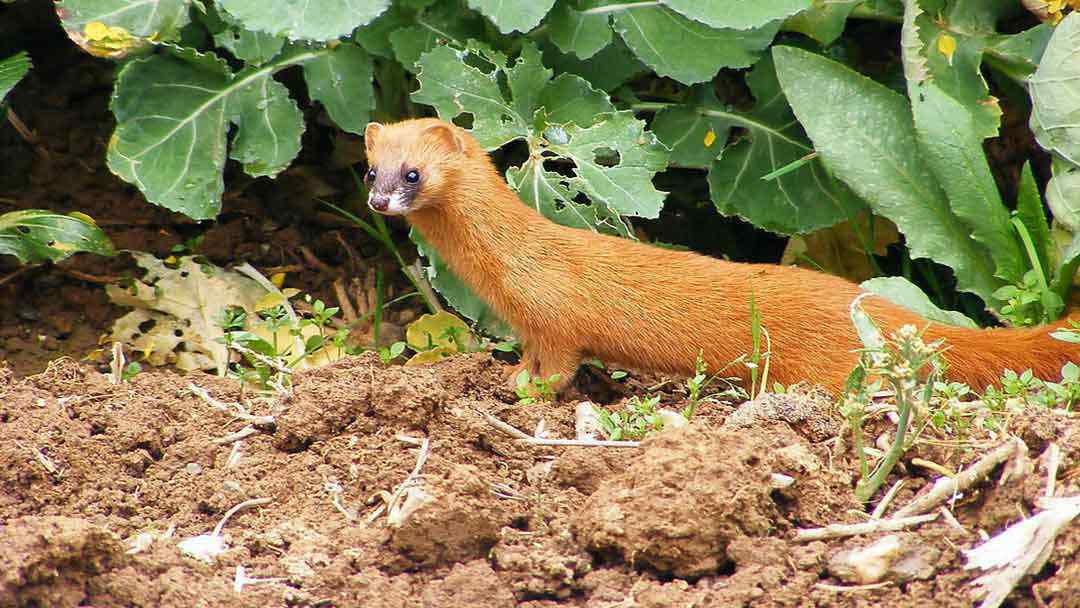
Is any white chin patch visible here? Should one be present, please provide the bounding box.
[383,190,410,215]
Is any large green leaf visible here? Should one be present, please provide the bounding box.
[107,45,340,220]
[1052,231,1080,300]
[1030,12,1080,165]
[466,0,556,33]
[707,55,866,235]
[660,0,811,30]
[385,0,487,67]
[0,210,115,264]
[612,5,779,84]
[651,87,731,167]
[985,24,1053,81]
[202,5,285,65]
[0,51,31,103]
[302,43,374,134]
[58,0,191,39]
[217,0,390,42]
[546,0,612,59]
[901,3,1023,284]
[1047,157,1080,232]
[1015,162,1052,282]
[540,38,648,92]
[861,277,979,328]
[773,45,1000,304]
[413,44,527,149]
[783,0,860,45]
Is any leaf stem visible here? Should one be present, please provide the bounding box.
[582,1,661,15]
[1011,216,1049,290]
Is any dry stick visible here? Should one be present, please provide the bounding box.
[870,479,905,520]
[480,410,642,448]
[212,498,273,538]
[187,383,275,426]
[795,512,938,542]
[1042,443,1060,498]
[213,426,259,445]
[815,581,892,592]
[332,278,358,323]
[893,439,1022,519]
[366,435,432,524]
[227,343,295,377]
[939,506,967,535]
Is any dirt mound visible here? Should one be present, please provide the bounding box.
[573,424,854,577]
[0,354,1078,607]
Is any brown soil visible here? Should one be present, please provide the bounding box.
[2,353,1078,608]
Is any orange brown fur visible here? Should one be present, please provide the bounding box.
[364,118,1076,393]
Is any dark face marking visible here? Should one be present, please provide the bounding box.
[367,164,423,215]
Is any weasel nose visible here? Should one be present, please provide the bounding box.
[368,193,389,212]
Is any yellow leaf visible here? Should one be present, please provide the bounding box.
[68,211,97,225]
[270,272,286,288]
[937,34,957,65]
[164,255,177,265]
[405,311,477,353]
[405,345,455,366]
[254,292,286,311]
[703,129,717,148]
[84,21,109,40]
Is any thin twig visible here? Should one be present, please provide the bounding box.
[332,278,358,323]
[1041,443,1060,498]
[213,426,259,445]
[0,263,41,287]
[227,343,294,376]
[212,497,273,538]
[815,581,892,592]
[893,439,1022,518]
[870,479,905,519]
[939,506,967,535]
[795,512,938,542]
[366,435,432,524]
[186,383,275,425]
[480,410,642,448]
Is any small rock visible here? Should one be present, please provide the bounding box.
[828,534,938,584]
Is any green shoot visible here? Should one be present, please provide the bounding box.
[594,395,664,441]
[515,370,560,405]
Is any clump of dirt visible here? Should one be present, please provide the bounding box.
[0,353,1078,608]
[572,423,854,577]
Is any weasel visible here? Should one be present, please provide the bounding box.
[362,117,1076,393]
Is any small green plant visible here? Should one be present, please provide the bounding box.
[845,300,944,502]
[515,370,560,405]
[746,293,772,398]
[120,361,142,382]
[217,294,347,392]
[993,269,1064,327]
[594,395,665,441]
[378,341,407,364]
[982,362,1080,412]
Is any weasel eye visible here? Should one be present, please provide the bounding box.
[405,169,420,184]
[366,168,376,182]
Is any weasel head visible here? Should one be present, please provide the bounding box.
[363,118,471,216]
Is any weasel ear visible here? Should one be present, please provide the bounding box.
[364,122,384,154]
[423,123,466,154]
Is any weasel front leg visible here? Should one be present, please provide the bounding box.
[505,349,539,389]
[536,347,581,394]
[504,345,581,395]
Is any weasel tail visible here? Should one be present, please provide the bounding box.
[362,118,1077,393]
